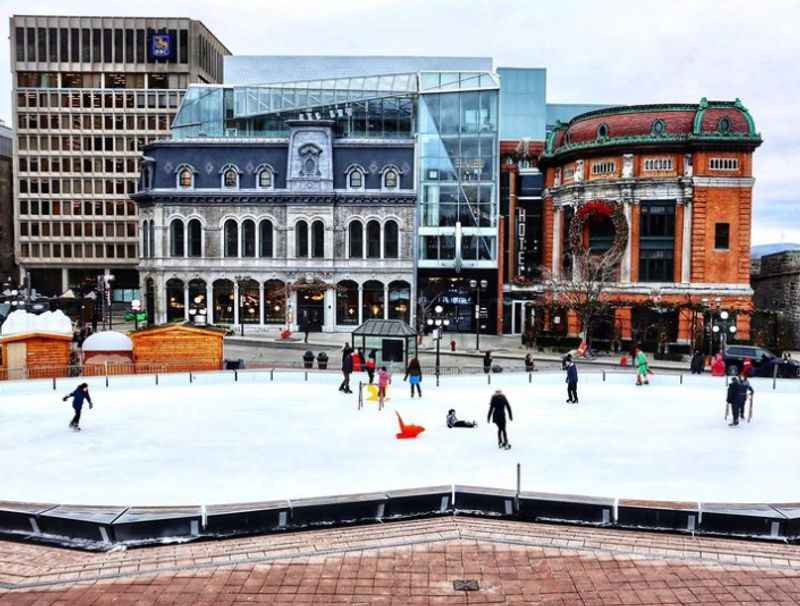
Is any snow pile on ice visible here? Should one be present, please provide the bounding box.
[1,371,798,506]
[82,331,133,352]
[0,309,72,336]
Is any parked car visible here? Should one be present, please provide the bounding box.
[723,345,800,378]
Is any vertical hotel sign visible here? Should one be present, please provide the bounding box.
[149,31,173,60]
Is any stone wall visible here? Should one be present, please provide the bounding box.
[752,251,800,348]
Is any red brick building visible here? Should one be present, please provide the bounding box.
[503,99,762,350]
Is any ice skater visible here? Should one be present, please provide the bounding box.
[339,343,353,394]
[447,409,477,428]
[404,357,423,398]
[483,350,493,374]
[634,346,650,385]
[62,382,93,431]
[726,370,754,427]
[487,389,513,449]
[377,366,391,409]
[365,349,377,384]
[565,355,578,404]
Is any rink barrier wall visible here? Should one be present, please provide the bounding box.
[4,487,800,550]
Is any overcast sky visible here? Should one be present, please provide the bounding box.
[1,0,797,244]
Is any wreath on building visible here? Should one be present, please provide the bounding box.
[568,200,628,261]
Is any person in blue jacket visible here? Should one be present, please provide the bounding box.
[63,382,93,431]
[565,354,578,404]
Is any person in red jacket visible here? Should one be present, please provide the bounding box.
[351,349,362,372]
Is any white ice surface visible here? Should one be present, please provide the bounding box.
[1,370,799,506]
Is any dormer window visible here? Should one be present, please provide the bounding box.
[596,123,609,139]
[257,166,274,190]
[220,164,240,190]
[382,167,399,191]
[718,117,731,133]
[346,166,365,191]
[176,165,194,190]
[651,119,666,136]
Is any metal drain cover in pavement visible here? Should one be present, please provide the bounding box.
[453,579,480,591]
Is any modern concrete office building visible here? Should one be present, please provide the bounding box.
[9,15,229,300]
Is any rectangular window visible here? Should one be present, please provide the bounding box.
[71,29,80,62]
[103,29,112,63]
[125,29,134,63]
[59,28,68,62]
[81,29,90,62]
[37,28,47,62]
[27,28,36,62]
[643,157,673,172]
[136,29,145,63]
[48,28,58,62]
[114,29,123,63]
[709,157,739,171]
[591,161,615,176]
[638,201,676,282]
[714,223,730,249]
[92,29,101,62]
[179,29,188,63]
[15,27,25,61]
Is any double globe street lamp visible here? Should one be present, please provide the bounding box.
[426,304,450,384]
[712,310,737,354]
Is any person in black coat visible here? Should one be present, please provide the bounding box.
[483,350,493,374]
[565,356,578,404]
[690,350,705,374]
[339,343,354,394]
[487,389,513,449]
[728,371,754,426]
[63,382,93,431]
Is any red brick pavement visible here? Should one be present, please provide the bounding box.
[1,517,800,605]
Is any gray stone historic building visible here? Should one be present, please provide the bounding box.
[133,119,415,332]
[752,251,800,348]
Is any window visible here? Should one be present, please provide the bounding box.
[596,123,609,139]
[336,280,359,325]
[348,221,363,258]
[177,166,193,189]
[311,220,325,258]
[347,167,364,190]
[224,219,238,257]
[170,218,185,257]
[709,157,739,171]
[643,157,674,172]
[639,202,675,283]
[188,219,202,257]
[384,220,399,258]
[142,220,149,258]
[718,117,731,133]
[366,220,381,258]
[257,167,273,189]
[259,220,273,257]
[715,223,730,250]
[242,219,256,258]
[591,161,615,176]
[222,166,239,189]
[295,220,309,257]
[383,168,399,190]
[651,119,666,136]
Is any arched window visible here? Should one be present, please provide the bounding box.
[170,218,185,257]
[348,221,363,259]
[388,280,411,322]
[188,219,202,257]
[224,219,238,258]
[241,219,256,258]
[384,220,399,258]
[239,279,260,324]
[336,280,359,325]
[213,279,234,324]
[142,220,150,259]
[347,166,365,191]
[166,278,185,323]
[295,220,308,258]
[149,221,155,258]
[366,220,381,258]
[311,220,325,258]
[221,165,239,189]
[264,279,286,324]
[177,166,193,189]
[188,279,206,322]
[383,168,399,190]
[362,280,384,320]
[259,220,273,258]
[257,167,273,189]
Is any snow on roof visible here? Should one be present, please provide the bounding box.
[82,331,133,352]
[0,309,73,336]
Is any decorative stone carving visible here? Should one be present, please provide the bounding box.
[205,161,214,174]
[574,160,584,183]
[683,153,693,177]
[622,154,634,179]
[287,124,334,193]
[554,168,562,187]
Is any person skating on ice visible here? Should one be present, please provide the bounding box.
[565,355,579,404]
[63,382,92,431]
[483,350,493,374]
[377,366,391,409]
[365,349,377,384]
[404,356,423,398]
[728,369,754,427]
[339,342,354,394]
[487,389,513,449]
[446,409,477,428]
[634,346,650,385]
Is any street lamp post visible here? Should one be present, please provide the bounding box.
[469,279,488,352]
[426,304,450,385]
[711,310,737,357]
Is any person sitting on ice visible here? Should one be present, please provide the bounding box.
[446,409,477,428]
[63,382,93,431]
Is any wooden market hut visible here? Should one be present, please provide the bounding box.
[130,323,225,372]
[0,332,72,380]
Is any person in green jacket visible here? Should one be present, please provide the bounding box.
[634,346,650,386]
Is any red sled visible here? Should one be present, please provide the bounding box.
[395,411,425,439]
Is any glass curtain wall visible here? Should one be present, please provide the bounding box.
[418,81,498,268]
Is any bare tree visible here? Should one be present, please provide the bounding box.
[540,246,623,343]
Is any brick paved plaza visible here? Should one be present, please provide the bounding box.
[2,518,800,605]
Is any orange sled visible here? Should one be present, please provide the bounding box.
[395,411,425,439]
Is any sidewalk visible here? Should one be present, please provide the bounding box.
[225,331,691,371]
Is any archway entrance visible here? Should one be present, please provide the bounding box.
[297,287,325,332]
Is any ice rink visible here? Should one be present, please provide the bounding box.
[1,370,799,506]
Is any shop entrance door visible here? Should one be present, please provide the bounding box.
[297,288,325,332]
[511,301,536,335]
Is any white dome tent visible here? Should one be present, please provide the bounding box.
[81,330,134,368]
